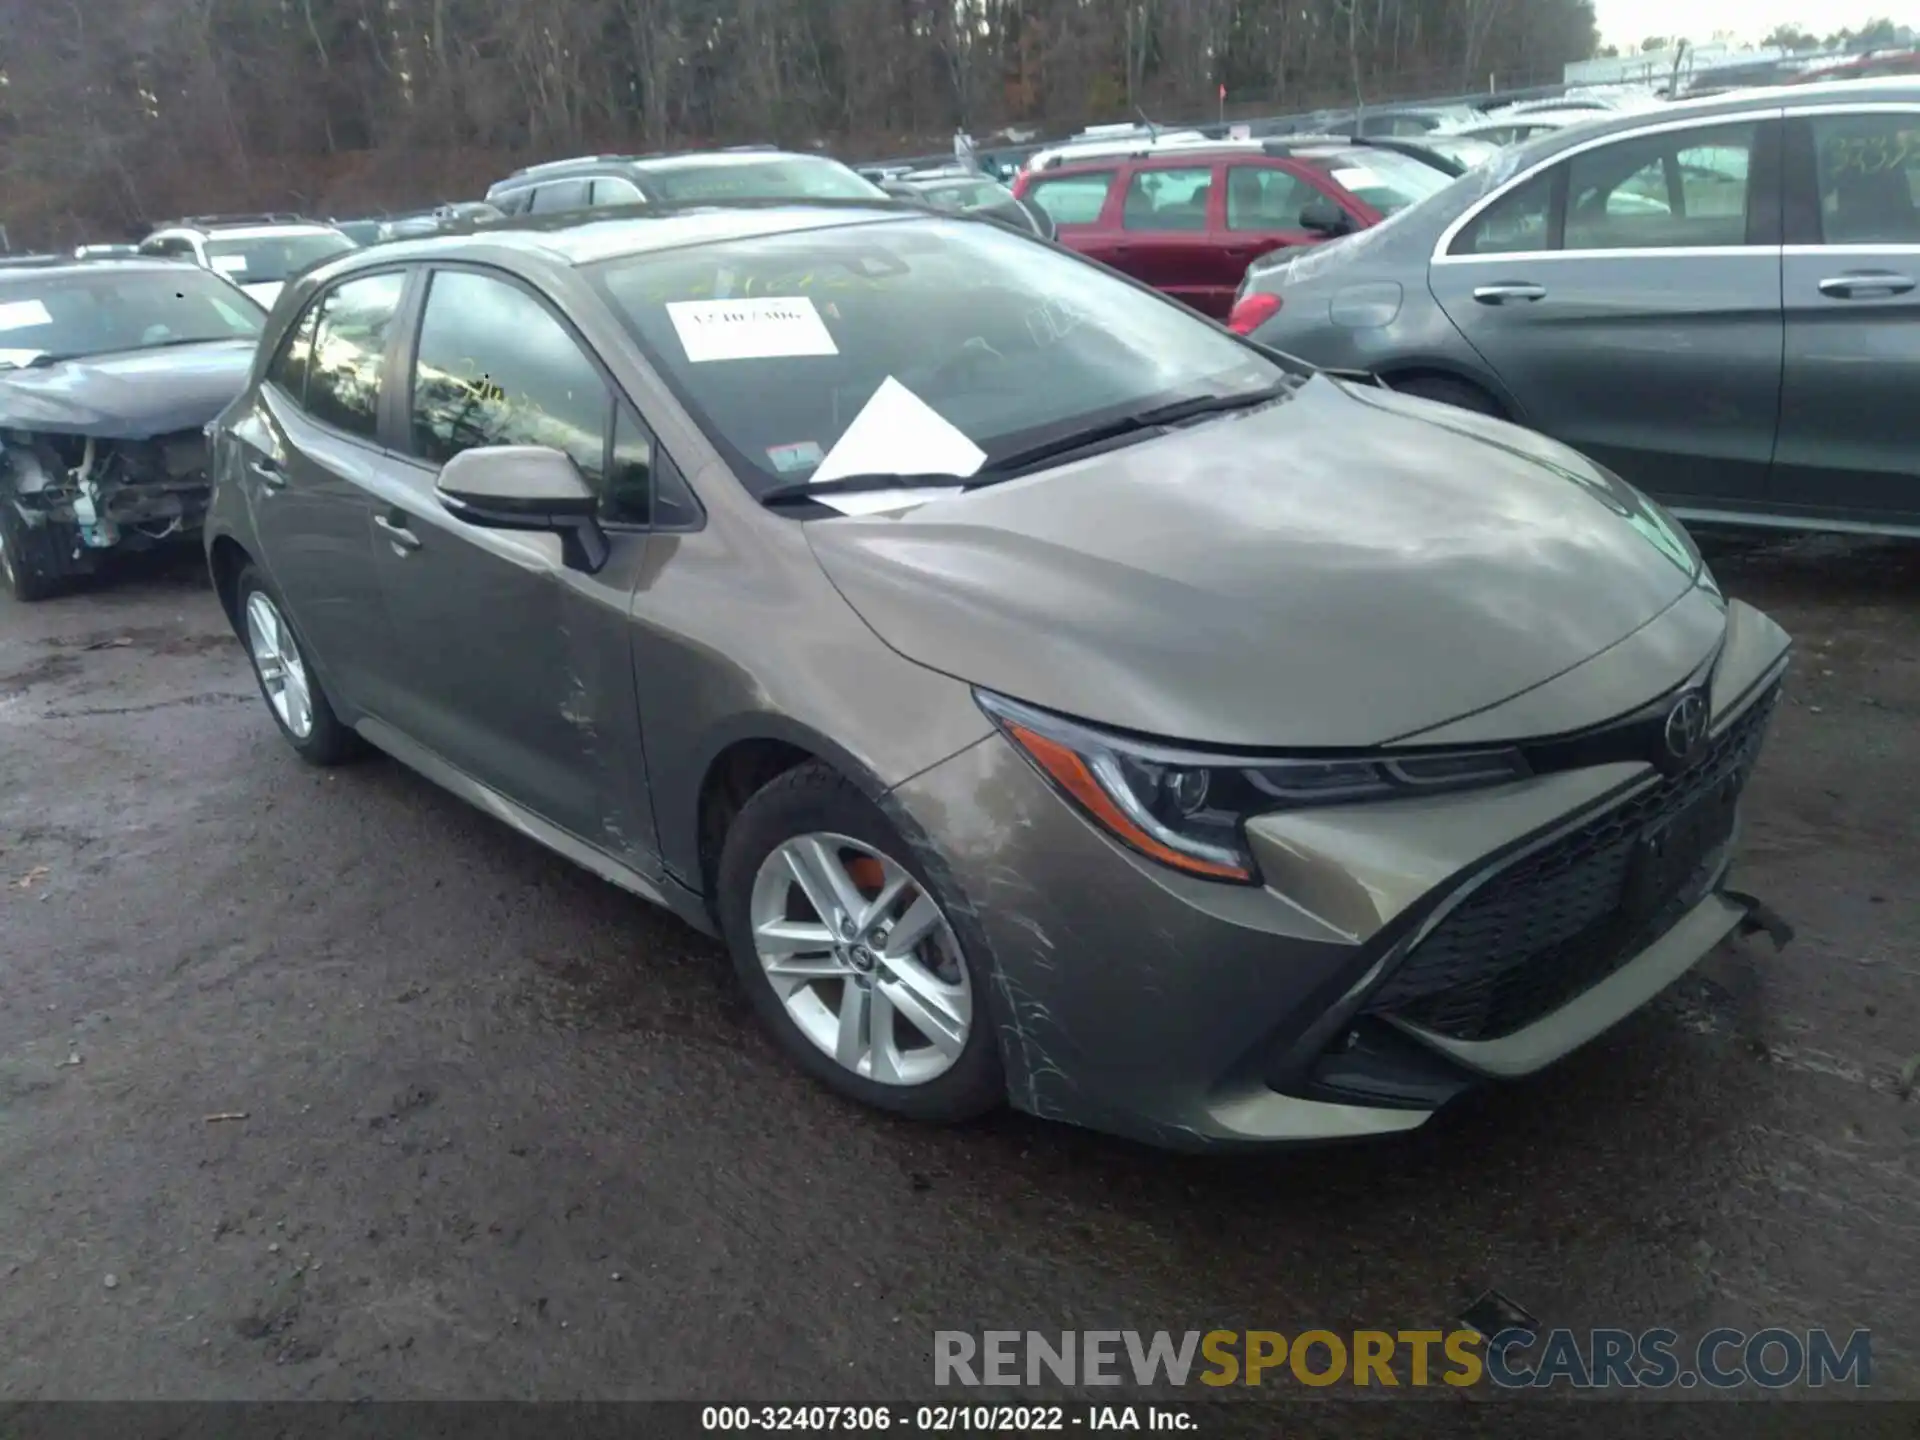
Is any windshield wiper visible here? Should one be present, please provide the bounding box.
[758,384,1297,510]
[759,472,972,507]
[972,381,1295,482]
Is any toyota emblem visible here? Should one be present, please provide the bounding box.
[1663,691,1709,763]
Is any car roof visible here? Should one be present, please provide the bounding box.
[315,200,925,271]
[197,223,345,240]
[0,257,202,282]
[492,148,838,188]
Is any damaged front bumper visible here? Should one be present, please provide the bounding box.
[2,426,212,567]
[890,619,1794,1150]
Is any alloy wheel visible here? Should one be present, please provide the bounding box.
[244,590,315,740]
[748,833,973,1087]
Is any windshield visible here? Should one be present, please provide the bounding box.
[205,232,354,284]
[643,158,885,204]
[591,215,1285,497]
[0,268,263,368]
[1307,149,1455,213]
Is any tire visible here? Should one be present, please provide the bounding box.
[1388,374,1504,417]
[0,504,61,602]
[234,563,363,766]
[717,761,1004,1123]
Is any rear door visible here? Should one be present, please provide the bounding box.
[230,270,411,721]
[1429,115,1785,513]
[1772,104,1920,527]
[362,264,667,869]
[1221,160,1329,275]
[1110,161,1228,314]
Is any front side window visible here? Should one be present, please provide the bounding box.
[0,267,264,370]
[266,302,321,401]
[1025,172,1115,225]
[592,177,645,207]
[1225,166,1324,231]
[1452,171,1556,255]
[1122,166,1214,231]
[204,232,354,284]
[1810,112,1920,244]
[305,271,406,439]
[590,214,1288,499]
[1564,123,1757,250]
[409,269,610,491]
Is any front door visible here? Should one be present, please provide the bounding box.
[1429,118,1785,514]
[1773,107,1920,528]
[234,270,410,721]
[1222,161,1333,280]
[365,264,662,870]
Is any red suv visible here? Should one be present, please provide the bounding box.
[1011,140,1453,324]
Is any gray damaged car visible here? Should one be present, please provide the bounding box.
[0,258,264,600]
[204,202,1793,1149]
[1233,78,1920,538]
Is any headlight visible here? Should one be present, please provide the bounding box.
[976,692,1531,885]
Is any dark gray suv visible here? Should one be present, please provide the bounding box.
[202,202,1790,1149]
[485,149,885,215]
[1236,78,1920,538]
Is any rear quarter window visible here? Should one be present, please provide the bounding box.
[1026,171,1116,225]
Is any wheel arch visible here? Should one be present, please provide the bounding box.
[207,532,253,633]
[1371,358,1522,421]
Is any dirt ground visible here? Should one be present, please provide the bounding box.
[0,536,1915,1405]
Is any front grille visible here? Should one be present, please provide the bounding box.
[1369,683,1780,1042]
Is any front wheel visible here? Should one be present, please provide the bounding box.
[0,505,61,602]
[717,762,1004,1123]
[235,564,362,765]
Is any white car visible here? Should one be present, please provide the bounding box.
[137,215,358,308]
[1023,128,1215,174]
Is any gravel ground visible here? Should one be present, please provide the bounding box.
[0,537,1914,1405]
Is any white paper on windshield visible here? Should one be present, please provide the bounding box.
[1330,167,1381,190]
[809,377,984,515]
[0,300,52,331]
[0,347,45,367]
[667,296,838,363]
[211,254,249,275]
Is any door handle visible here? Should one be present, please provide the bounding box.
[1817,272,1915,299]
[374,513,421,553]
[1472,282,1548,305]
[247,455,287,489]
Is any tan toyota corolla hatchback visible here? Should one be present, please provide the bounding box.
[204,200,1792,1149]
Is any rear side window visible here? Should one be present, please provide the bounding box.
[304,271,406,440]
[530,180,590,214]
[409,269,611,493]
[1452,172,1557,255]
[1810,112,1920,244]
[1122,166,1214,232]
[1025,171,1115,225]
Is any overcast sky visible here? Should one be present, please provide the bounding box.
[1591,0,1906,47]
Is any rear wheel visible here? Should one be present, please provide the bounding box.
[235,564,362,765]
[1388,374,1504,417]
[0,505,60,602]
[718,762,1004,1123]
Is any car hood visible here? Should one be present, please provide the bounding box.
[0,339,257,440]
[805,376,1710,748]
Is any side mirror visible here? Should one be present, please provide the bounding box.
[1299,198,1354,237]
[435,445,609,574]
